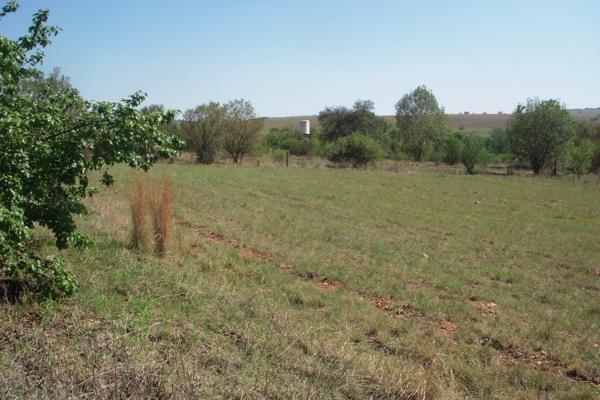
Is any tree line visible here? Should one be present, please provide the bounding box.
[177,85,599,176]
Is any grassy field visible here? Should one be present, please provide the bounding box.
[1,163,600,399]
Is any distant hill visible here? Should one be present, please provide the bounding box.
[262,108,600,134]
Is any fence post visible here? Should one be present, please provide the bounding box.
[286,151,289,168]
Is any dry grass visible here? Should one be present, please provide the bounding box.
[150,175,174,256]
[129,173,175,256]
[3,164,600,399]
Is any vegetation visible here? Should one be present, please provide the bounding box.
[181,102,227,164]
[461,136,487,174]
[328,132,382,168]
[567,139,596,178]
[508,99,576,174]
[2,164,599,398]
[2,2,600,399]
[395,85,449,161]
[0,2,181,297]
[222,99,264,164]
[318,100,384,143]
[440,134,464,165]
[264,127,317,156]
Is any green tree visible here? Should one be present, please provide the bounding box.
[444,135,464,165]
[488,128,509,154]
[182,102,227,164]
[507,98,576,175]
[0,2,181,297]
[395,85,448,161]
[318,100,384,143]
[576,121,600,172]
[567,139,595,177]
[328,133,382,168]
[222,99,264,164]
[461,137,486,175]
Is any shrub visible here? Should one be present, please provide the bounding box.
[567,139,595,177]
[0,5,182,297]
[444,136,464,165]
[328,133,382,168]
[462,137,487,174]
[265,128,313,156]
[487,128,509,154]
[318,100,384,143]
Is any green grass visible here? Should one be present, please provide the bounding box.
[2,163,600,399]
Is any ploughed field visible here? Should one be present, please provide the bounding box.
[1,164,599,399]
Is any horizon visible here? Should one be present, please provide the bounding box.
[1,0,599,117]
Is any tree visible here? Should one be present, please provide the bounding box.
[0,2,182,297]
[507,98,576,175]
[461,136,486,174]
[576,121,600,172]
[487,128,509,154]
[395,85,448,161]
[318,100,384,142]
[222,99,263,164]
[182,102,227,164]
[444,135,464,165]
[328,133,382,168]
[567,139,595,178]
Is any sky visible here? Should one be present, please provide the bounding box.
[1,0,599,116]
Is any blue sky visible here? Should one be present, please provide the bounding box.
[1,0,599,116]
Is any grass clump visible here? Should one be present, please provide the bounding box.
[129,173,174,256]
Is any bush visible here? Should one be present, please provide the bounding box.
[487,128,509,154]
[264,128,313,156]
[462,137,487,174]
[0,5,181,297]
[567,139,595,177]
[444,135,464,165]
[150,176,174,256]
[328,133,382,168]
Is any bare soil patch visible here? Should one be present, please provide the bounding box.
[470,296,499,316]
[301,271,342,290]
[481,336,600,386]
[371,296,423,320]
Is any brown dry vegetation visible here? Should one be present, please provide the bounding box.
[129,174,175,256]
[150,176,175,256]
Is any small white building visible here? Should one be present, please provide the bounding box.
[299,120,310,135]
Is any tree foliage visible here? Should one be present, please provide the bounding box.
[264,128,314,156]
[443,135,464,165]
[395,86,448,161]
[0,2,181,297]
[328,133,382,168]
[222,99,264,164]
[461,136,487,175]
[182,102,227,164]
[318,100,384,143]
[507,98,576,174]
[567,139,595,177]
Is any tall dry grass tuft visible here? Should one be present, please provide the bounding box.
[150,176,174,256]
[129,173,149,249]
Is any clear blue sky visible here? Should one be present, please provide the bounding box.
[2,0,599,116]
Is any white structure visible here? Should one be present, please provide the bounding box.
[299,120,310,135]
